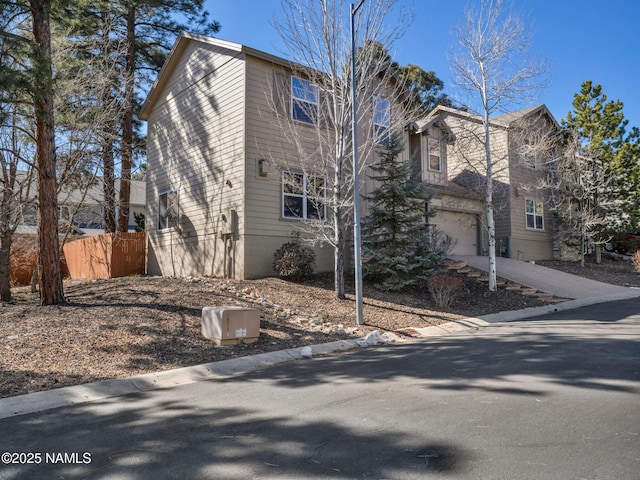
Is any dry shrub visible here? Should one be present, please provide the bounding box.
[9,234,73,285]
[10,235,38,285]
[428,273,463,309]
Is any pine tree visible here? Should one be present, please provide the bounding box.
[562,81,640,236]
[362,134,445,291]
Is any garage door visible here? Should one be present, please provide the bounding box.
[432,210,479,255]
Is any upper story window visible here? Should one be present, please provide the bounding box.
[373,96,390,144]
[282,171,326,221]
[158,189,178,230]
[521,139,538,168]
[428,137,442,171]
[525,199,544,230]
[291,76,319,125]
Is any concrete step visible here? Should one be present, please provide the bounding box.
[533,293,555,301]
[445,260,468,270]
[520,288,540,295]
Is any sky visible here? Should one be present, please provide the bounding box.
[203,0,640,130]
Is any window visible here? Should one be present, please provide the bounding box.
[282,171,326,220]
[21,205,37,226]
[525,199,544,230]
[373,96,390,144]
[291,76,319,125]
[158,190,178,230]
[521,139,537,168]
[428,137,442,171]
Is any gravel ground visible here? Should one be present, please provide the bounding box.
[1,256,637,399]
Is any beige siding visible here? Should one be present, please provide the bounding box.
[442,114,512,256]
[243,234,334,279]
[242,56,383,276]
[505,125,554,261]
[146,40,247,278]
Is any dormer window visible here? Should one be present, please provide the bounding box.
[428,137,442,171]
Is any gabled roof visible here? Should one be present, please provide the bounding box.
[415,103,560,132]
[492,104,560,129]
[140,32,294,120]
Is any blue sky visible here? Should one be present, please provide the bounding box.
[204,0,640,129]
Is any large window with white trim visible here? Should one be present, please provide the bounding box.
[525,199,544,230]
[373,96,390,144]
[158,189,178,230]
[282,171,326,220]
[291,76,319,125]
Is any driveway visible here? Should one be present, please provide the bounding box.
[451,255,640,300]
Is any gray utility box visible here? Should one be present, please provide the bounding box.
[201,306,260,345]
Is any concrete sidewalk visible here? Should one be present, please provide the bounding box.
[451,255,640,300]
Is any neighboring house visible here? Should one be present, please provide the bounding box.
[413,104,561,261]
[18,178,146,236]
[140,33,395,279]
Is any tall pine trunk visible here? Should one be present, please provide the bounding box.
[31,0,65,305]
[118,4,135,232]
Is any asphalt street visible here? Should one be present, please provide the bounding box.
[0,297,639,479]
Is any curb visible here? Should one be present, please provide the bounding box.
[0,340,359,420]
[2,290,639,420]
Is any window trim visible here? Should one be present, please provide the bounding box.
[282,171,327,221]
[373,96,390,144]
[427,136,442,172]
[291,76,319,125]
[525,198,544,231]
[158,189,179,231]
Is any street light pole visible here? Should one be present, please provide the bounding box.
[351,0,365,326]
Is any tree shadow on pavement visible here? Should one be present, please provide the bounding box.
[0,396,472,479]
[227,300,640,396]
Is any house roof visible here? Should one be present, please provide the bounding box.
[492,104,561,129]
[59,179,146,207]
[415,103,561,132]
[140,32,295,120]
[430,181,484,201]
[12,172,145,207]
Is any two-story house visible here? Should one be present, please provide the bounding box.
[412,104,560,261]
[140,32,560,280]
[141,33,349,279]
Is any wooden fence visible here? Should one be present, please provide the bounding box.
[63,232,145,280]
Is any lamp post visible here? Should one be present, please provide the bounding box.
[351,0,365,325]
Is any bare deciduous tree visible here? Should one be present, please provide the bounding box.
[0,104,36,301]
[270,0,414,299]
[449,0,547,290]
[549,131,613,266]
